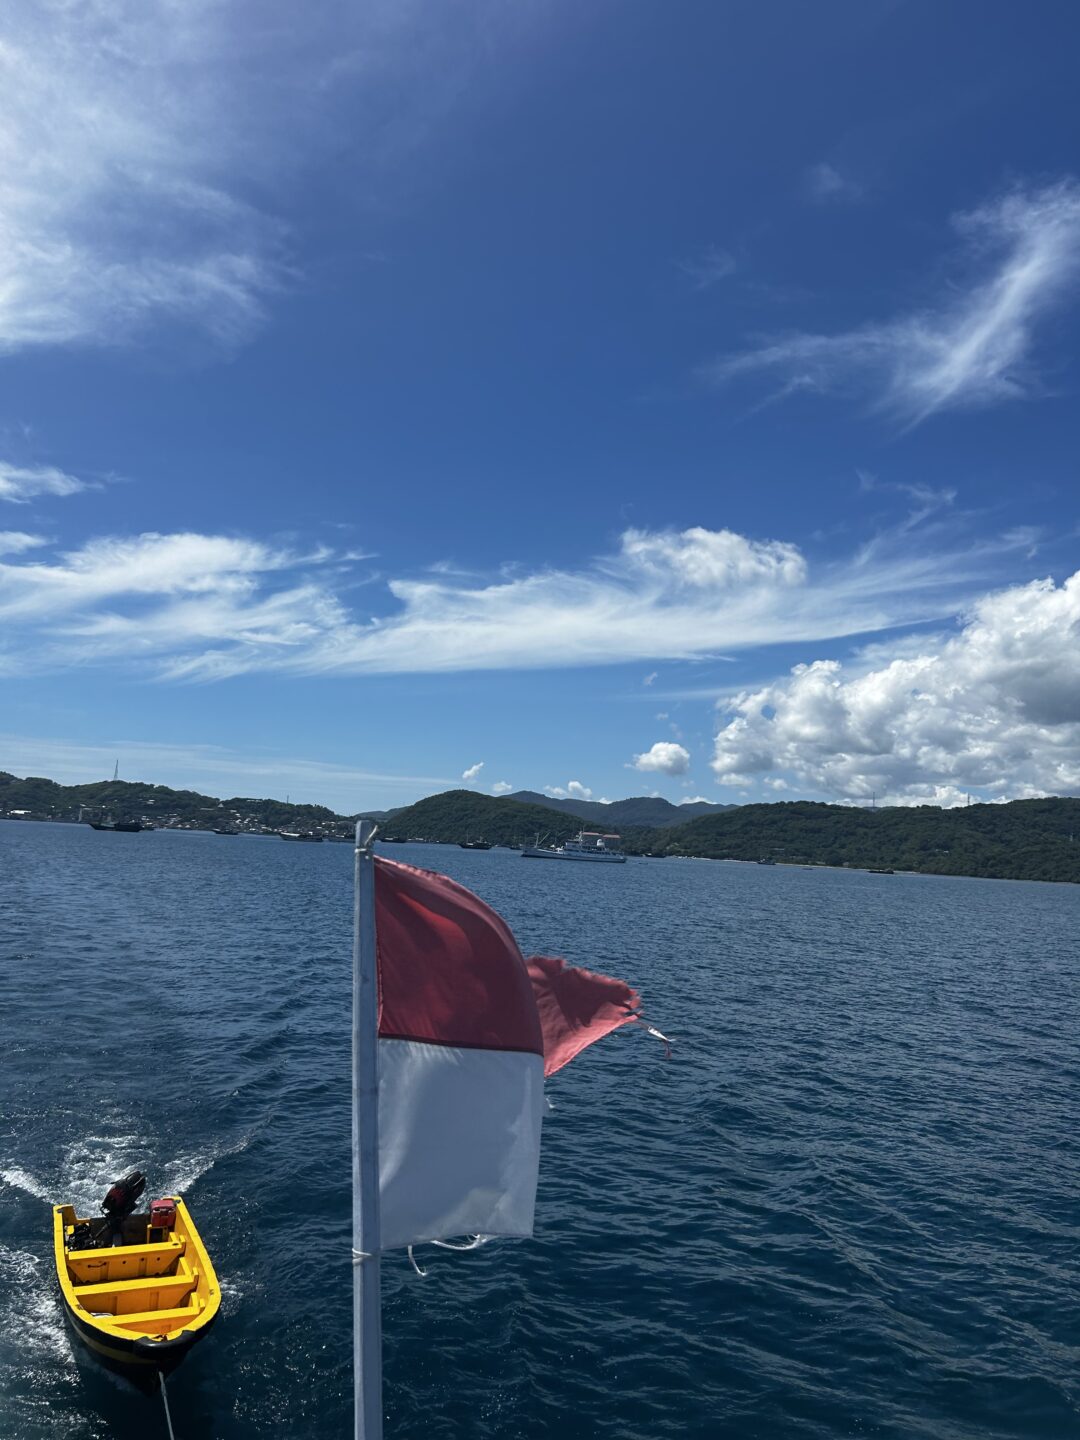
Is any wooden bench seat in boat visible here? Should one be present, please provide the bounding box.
[104,1300,207,1335]
[66,1237,186,1285]
[73,1257,198,1316]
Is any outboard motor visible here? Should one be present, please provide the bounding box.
[101,1171,146,1241]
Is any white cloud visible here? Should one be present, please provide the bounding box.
[490,780,512,795]
[632,742,690,776]
[679,795,711,805]
[0,530,348,677]
[0,462,89,504]
[711,571,1080,803]
[0,518,1047,680]
[0,3,286,351]
[804,163,861,203]
[543,780,592,800]
[1,532,293,620]
[708,180,1080,424]
[643,671,658,686]
[678,246,736,289]
[0,531,46,555]
[620,526,806,588]
[0,2,547,354]
[461,761,484,783]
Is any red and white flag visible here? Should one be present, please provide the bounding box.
[372,856,647,1250]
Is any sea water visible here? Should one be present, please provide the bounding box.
[1,820,1077,1439]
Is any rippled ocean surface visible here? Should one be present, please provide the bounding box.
[2,820,1078,1439]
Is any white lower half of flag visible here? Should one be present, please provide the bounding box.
[377,1039,545,1251]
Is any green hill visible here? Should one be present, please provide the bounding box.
[655,799,1080,883]
[507,790,733,827]
[0,770,397,835]
[381,790,587,846]
[4,768,1079,883]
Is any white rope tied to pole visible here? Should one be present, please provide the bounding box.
[159,1371,177,1440]
[407,1234,493,1277]
[630,1016,673,1058]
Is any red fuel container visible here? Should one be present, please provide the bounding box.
[150,1198,178,1231]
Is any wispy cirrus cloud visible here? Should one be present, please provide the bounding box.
[706,180,1080,424]
[0,516,1047,682]
[0,1,550,355]
[678,246,737,289]
[804,162,862,204]
[0,2,286,352]
[0,531,46,555]
[0,462,89,504]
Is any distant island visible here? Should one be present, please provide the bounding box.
[2,769,1078,884]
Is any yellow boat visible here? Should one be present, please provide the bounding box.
[53,1173,220,1379]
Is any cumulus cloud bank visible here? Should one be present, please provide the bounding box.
[712,572,1080,804]
[707,181,1080,424]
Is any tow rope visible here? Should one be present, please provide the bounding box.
[159,1371,177,1440]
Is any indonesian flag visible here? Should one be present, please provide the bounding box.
[373,856,644,1251]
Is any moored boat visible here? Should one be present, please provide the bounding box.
[87,817,144,833]
[53,1170,220,1383]
[522,830,627,863]
[279,830,323,842]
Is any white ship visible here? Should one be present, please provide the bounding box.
[522,830,627,864]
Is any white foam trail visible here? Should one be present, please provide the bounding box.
[0,1244,74,1367]
[4,1124,257,1219]
[164,1130,254,1194]
[0,1167,52,1202]
[218,1274,244,1317]
[59,1134,142,1211]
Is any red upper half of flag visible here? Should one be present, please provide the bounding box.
[375,857,543,1054]
[526,954,640,1077]
[374,857,641,1071]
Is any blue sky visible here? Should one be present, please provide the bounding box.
[2,0,1079,812]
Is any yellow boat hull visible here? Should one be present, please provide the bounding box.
[53,1195,220,1380]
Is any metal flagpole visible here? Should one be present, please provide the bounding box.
[353,820,383,1440]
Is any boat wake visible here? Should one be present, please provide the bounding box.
[0,1243,127,1440]
[0,1167,53,1204]
[0,1243,74,1369]
[163,1128,258,1194]
[2,1126,259,1215]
